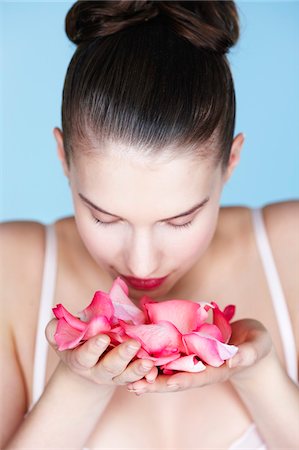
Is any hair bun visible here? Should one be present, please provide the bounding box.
[65,1,160,45]
[65,1,239,54]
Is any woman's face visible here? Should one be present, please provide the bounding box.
[66,141,229,303]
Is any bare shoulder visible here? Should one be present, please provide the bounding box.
[1,219,48,338]
[263,200,299,239]
[0,221,46,445]
[262,200,299,276]
[1,220,46,310]
[0,219,46,266]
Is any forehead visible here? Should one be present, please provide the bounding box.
[70,144,221,219]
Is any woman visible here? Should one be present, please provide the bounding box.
[1,1,298,448]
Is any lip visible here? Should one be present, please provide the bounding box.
[120,275,168,290]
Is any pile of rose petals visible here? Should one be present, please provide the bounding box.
[53,277,238,374]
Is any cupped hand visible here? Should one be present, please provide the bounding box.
[45,319,158,387]
[126,318,273,395]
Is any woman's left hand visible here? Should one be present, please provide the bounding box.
[127,318,273,394]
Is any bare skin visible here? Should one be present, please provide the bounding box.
[1,131,299,448]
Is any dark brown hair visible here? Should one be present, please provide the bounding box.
[62,1,239,169]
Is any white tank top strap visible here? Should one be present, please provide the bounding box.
[228,423,266,450]
[251,207,298,383]
[29,223,58,410]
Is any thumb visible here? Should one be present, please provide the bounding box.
[45,318,59,348]
[227,320,272,369]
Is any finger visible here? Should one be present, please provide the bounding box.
[67,334,111,370]
[93,339,141,382]
[128,374,175,394]
[112,358,154,385]
[46,318,111,371]
[227,321,272,369]
[128,363,231,394]
[145,366,159,383]
[45,318,59,348]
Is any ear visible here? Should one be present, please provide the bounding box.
[53,127,70,178]
[223,133,245,183]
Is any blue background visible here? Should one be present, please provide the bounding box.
[1,1,299,223]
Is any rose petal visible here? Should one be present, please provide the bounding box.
[136,347,181,366]
[162,354,206,373]
[84,315,112,339]
[79,291,114,322]
[145,300,200,334]
[108,325,130,346]
[183,332,238,367]
[223,304,236,322]
[121,320,183,356]
[197,323,223,341]
[109,277,145,324]
[54,318,86,351]
[195,303,210,328]
[139,295,155,321]
[211,302,234,343]
[53,304,86,331]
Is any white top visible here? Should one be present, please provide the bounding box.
[29,208,298,448]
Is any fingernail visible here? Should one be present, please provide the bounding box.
[127,344,140,352]
[141,361,153,371]
[167,384,179,391]
[127,388,146,395]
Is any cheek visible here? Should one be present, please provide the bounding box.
[74,212,121,267]
[168,208,219,264]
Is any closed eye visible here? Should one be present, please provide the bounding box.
[93,217,117,227]
[92,216,194,229]
[167,220,193,230]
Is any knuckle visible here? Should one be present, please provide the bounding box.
[101,360,117,375]
[118,345,135,361]
[135,366,144,376]
[72,351,91,370]
[136,363,149,375]
[87,339,103,355]
[112,375,126,385]
[117,351,130,364]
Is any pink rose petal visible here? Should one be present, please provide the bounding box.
[183,332,238,367]
[121,320,183,356]
[84,315,112,339]
[162,354,206,373]
[195,303,211,328]
[139,295,155,321]
[80,291,114,322]
[211,301,234,343]
[145,300,201,334]
[109,277,145,325]
[54,317,86,351]
[136,347,182,366]
[197,323,223,341]
[53,304,86,331]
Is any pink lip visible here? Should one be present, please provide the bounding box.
[120,275,168,290]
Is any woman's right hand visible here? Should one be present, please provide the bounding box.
[45,318,157,387]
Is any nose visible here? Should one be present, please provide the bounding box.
[126,228,161,279]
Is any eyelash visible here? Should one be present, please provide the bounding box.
[93,217,114,227]
[92,217,193,230]
[167,220,193,230]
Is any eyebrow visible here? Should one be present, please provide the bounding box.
[78,193,209,222]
